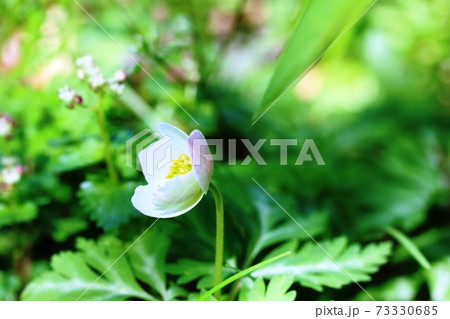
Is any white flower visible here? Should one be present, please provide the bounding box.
[76,55,94,69]
[113,70,126,83]
[88,72,105,89]
[132,123,214,218]
[76,55,106,89]
[0,115,13,137]
[109,82,125,94]
[1,166,21,185]
[58,86,76,104]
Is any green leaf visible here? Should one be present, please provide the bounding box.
[21,232,184,301]
[360,139,444,231]
[0,202,37,229]
[0,271,21,301]
[246,190,327,264]
[427,257,450,301]
[49,138,104,173]
[355,275,420,301]
[252,237,392,292]
[21,237,155,301]
[127,230,170,299]
[167,259,235,290]
[199,251,292,301]
[255,0,376,120]
[239,275,297,301]
[386,226,431,270]
[51,217,89,242]
[78,179,138,230]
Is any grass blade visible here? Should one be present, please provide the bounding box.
[198,251,291,301]
[254,0,377,122]
[387,226,431,270]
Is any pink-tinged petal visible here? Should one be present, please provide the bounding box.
[132,123,210,219]
[187,129,214,194]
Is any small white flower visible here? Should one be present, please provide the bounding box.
[109,82,125,94]
[113,70,127,83]
[58,86,76,104]
[76,56,106,90]
[76,55,94,69]
[1,166,21,185]
[132,123,214,218]
[0,115,13,137]
[88,72,105,89]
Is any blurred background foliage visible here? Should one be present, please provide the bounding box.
[0,0,449,301]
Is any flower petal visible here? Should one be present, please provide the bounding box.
[187,129,214,193]
[131,172,204,218]
[138,123,189,185]
[158,122,188,142]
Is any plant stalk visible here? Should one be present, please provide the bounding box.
[209,183,224,300]
[94,96,119,184]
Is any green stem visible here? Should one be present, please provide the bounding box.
[228,243,259,300]
[94,96,118,184]
[209,183,224,299]
[199,251,291,301]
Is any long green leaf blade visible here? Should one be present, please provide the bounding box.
[386,227,431,270]
[254,0,377,122]
[198,251,291,301]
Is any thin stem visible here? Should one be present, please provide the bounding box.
[228,241,259,300]
[199,251,291,301]
[209,183,224,300]
[94,96,119,184]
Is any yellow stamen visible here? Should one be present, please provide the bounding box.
[166,154,192,179]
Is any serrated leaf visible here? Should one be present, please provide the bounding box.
[167,259,234,289]
[255,0,376,120]
[78,179,138,230]
[51,217,89,242]
[239,275,296,301]
[21,237,155,301]
[355,275,420,301]
[128,230,170,299]
[253,237,392,292]
[246,189,327,263]
[21,232,186,301]
[359,139,444,232]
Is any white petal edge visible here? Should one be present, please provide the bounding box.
[131,183,204,218]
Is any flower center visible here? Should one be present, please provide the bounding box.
[166,154,192,179]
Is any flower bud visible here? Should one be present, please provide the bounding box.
[74,95,83,105]
[113,70,127,83]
